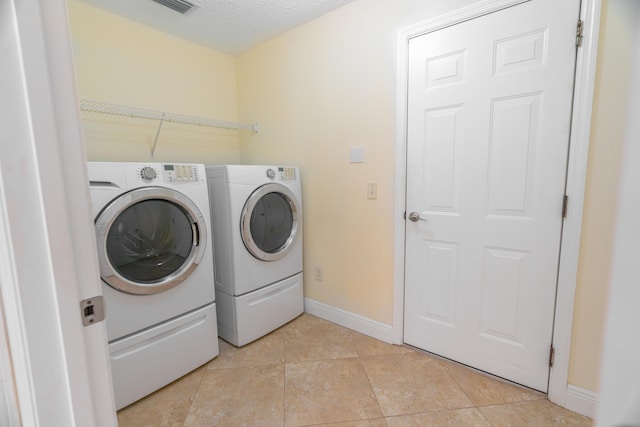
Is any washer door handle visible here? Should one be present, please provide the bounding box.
[192,222,200,246]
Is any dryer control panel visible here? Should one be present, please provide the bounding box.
[162,164,199,183]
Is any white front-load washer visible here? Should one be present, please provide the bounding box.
[206,165,304,346]
[88,162,218,410]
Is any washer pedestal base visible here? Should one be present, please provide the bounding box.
[109,303,219,410]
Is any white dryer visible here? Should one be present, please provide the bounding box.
[206,165,303,346]
[88,162,218,410]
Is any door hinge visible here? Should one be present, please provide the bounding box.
[80,296,105,326]
[576,19,584,47]
[562,195,568,218]
[549,345,555,368]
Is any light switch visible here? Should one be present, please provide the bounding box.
[367,182,378,199]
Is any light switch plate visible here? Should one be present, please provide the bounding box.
[367,182,378,199]
[350,146,364,163]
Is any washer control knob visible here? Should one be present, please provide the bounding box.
[140,167,157,181]
[266,168,276,179]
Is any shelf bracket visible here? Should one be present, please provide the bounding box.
[150,112,165,157]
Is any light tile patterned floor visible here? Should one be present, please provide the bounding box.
[117,313,593,426]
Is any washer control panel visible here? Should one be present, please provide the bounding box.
[140,166,157,181]
[162,164,199,183]
[278,167,297,181]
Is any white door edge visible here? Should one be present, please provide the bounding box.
[393,0,603,408]
[0,0,117,425]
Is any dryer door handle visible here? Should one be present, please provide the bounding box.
[192,222,200,246]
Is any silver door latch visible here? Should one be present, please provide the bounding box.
[80,296,105,326]
[408,211,428,222]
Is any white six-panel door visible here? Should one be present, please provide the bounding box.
[404,0,581,391]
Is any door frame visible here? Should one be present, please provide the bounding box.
[392,0,602,408]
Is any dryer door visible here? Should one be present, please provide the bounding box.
[95,187,207,295]
[241,183,301,261]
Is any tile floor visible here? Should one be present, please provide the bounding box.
[117,313,593,426]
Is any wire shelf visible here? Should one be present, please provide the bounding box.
[79,99,259,132]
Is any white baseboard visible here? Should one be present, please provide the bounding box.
[565,384,599,419]
[303,298,394,344]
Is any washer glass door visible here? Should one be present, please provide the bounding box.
[95,187,206,294]
[241,183,300,261]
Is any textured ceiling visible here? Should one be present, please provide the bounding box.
[77,0,358,55]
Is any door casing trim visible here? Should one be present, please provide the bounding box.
[393,0,602,409]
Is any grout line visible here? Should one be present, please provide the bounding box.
[298,416,389,427]
[180,360,211,427]
[284,355,361,366]
[409,345,545,394]
[357,352,387,421]
[436,357,479,407]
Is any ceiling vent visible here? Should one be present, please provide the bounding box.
[150,0,199,15]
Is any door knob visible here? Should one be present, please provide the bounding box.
[408,212,428,222]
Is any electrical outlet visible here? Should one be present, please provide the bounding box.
[314,266,323,282]
[367,182,378,199]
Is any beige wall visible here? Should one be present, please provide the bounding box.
[568,0,636,393]
[68,0,241,164]
[236,0,482,324]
